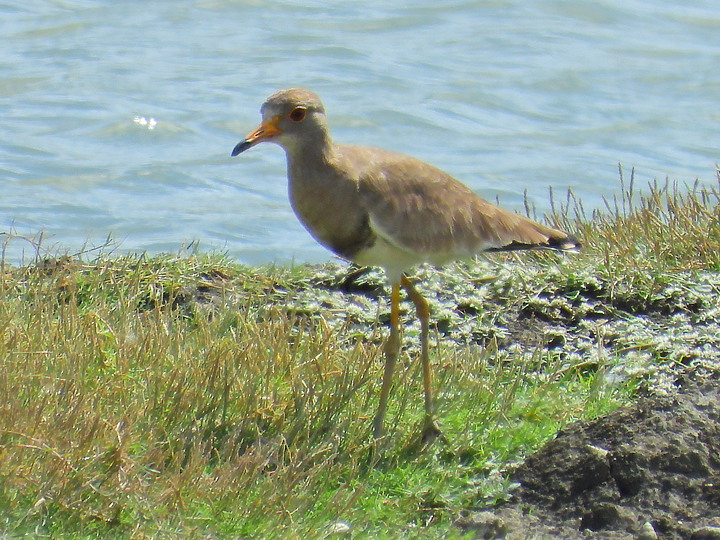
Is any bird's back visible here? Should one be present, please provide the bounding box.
[333,144,577,266]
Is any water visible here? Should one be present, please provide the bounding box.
[1,0,718,266]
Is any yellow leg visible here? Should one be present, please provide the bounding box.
[401,275,444,444]
[373,281,401,439]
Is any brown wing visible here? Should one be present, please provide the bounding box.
[356,153,575,259]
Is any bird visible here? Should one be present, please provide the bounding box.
[231,88,579,442]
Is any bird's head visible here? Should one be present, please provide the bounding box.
[232,88,328,156]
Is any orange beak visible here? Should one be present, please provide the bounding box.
[231,116,282,156]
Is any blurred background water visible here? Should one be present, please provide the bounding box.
[1,0,718,266]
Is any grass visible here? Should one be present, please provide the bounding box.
[1,173,718,538]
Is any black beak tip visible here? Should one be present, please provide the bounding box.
[231,140,252,157]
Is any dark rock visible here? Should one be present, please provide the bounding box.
[690,526,720,540]
[512,438,613,508]
[579,502,634,531]
[609,446,647,497]
[460,377,720,539]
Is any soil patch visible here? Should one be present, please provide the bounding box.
[457,374,720,539]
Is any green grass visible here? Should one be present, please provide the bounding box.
[1,174,718,538]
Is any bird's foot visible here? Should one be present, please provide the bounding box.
[420,416,448,448]
[398,416,449,457]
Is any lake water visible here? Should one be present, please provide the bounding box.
[1,0,718,266]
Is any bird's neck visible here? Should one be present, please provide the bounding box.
[286,144,337,191]
[284,131,334,166]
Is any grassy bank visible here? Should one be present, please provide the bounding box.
[1,173,719,538]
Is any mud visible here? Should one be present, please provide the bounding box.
[457,374,720,539]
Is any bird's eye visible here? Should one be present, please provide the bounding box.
[289,107,307,122]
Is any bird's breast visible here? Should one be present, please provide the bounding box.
[287,165,375,261]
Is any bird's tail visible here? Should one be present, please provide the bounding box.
[545,233,581,252]
[484,228,581,253]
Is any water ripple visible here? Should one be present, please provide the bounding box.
[1,0,718,265]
